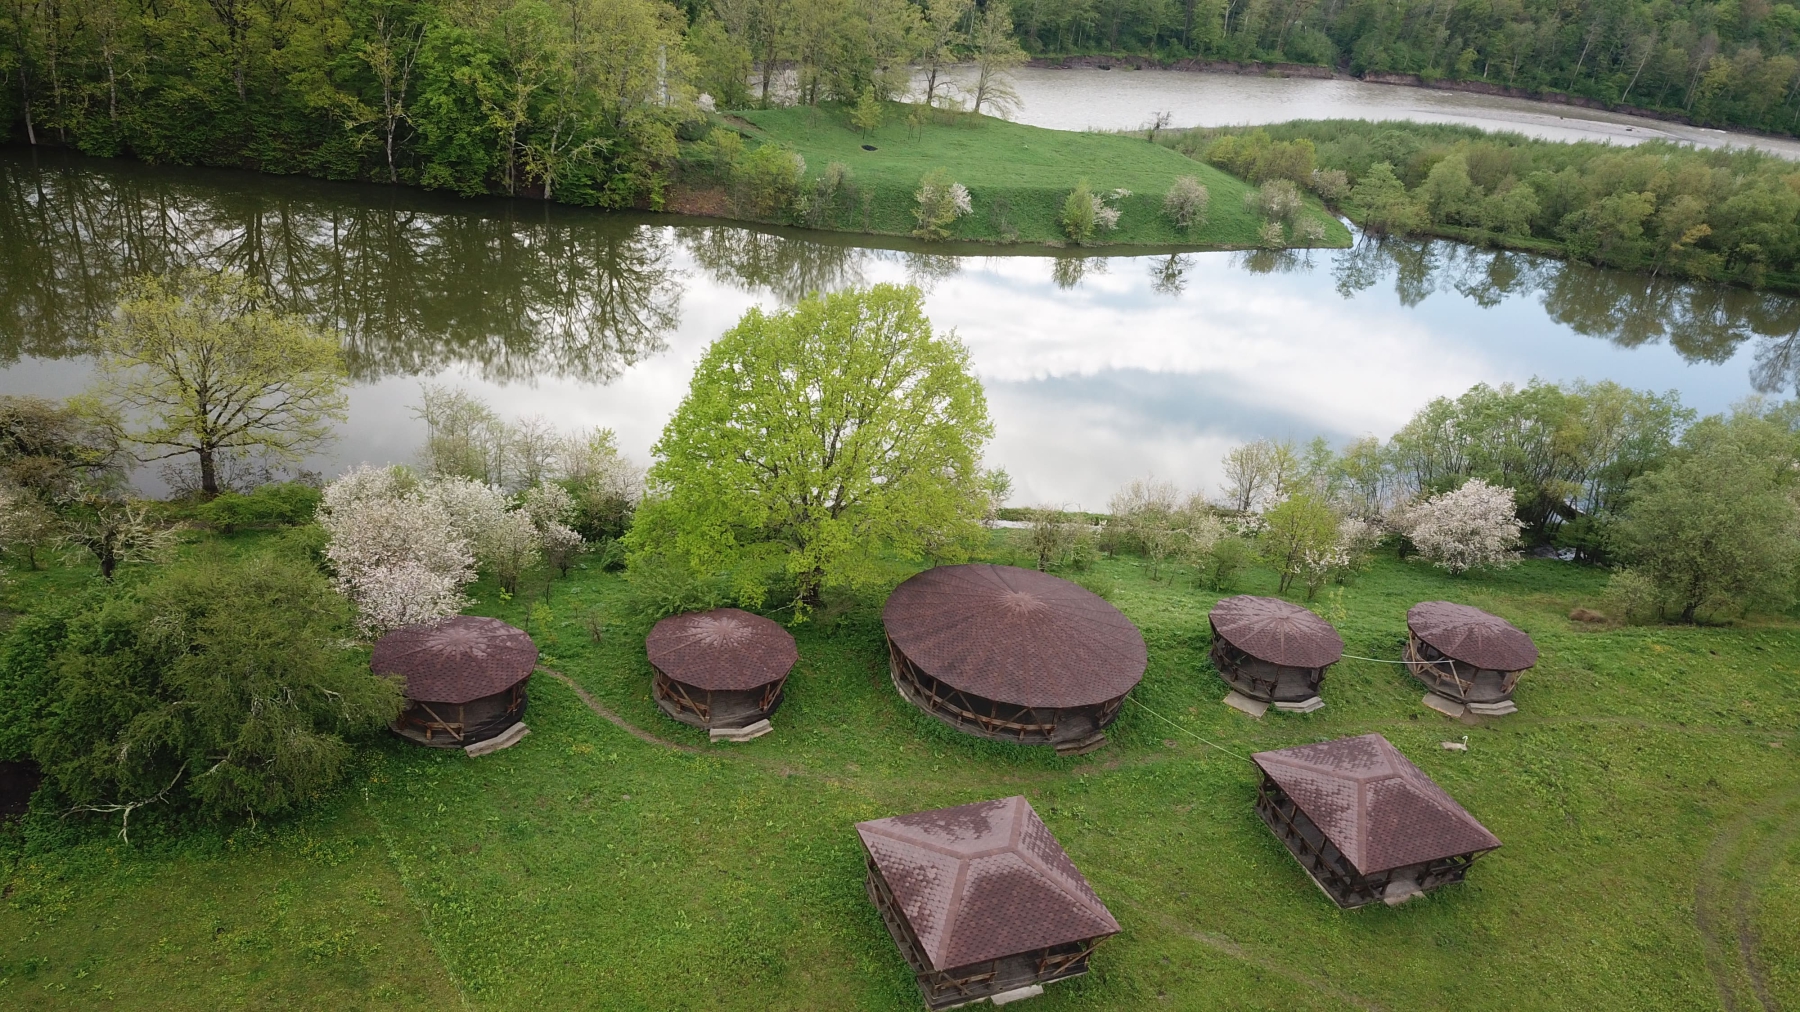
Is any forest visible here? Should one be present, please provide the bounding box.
[11,0,1800,216]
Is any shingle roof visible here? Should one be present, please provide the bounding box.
[646,608,797,691]
[370,616,537,704]
[856,796,1120,971]
[1252,734,1501,875]
[882,565,1146,708]
[1209,595,1345,669]
[1408,601,1538,671]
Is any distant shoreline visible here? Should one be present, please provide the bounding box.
[1026,56,1800,147]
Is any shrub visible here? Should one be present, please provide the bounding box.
[1257,221,1286,248]
[1246,178,1304,224]
[1198,535,1253,590]
[195,482,323,532]
[1163,176,1210,230]
[1061,180,1097,243]
[32,555,402,834]
[1396,478,1523,574]
[913,168,973,241]
[735,145,806,219]
[1259,493,1340,594]
[1311,168,1350,202]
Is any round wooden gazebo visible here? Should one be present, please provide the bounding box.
[647,608,797,731]
[882,564,1146,756]
[372,616,536,748]
[1405,601,1537,716]
[1209,595,1344,713]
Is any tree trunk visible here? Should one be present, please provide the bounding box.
[200,448,219,496]
[100,548,117,580]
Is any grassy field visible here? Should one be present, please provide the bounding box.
[3,533,1799,1011]
[696,105,1351,250]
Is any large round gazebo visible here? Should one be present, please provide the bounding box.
[647,608,797,734]
[1405,601,1537,716]
[372,616,536,750]
[1209,595,1344,714]
[882,564,1146,755]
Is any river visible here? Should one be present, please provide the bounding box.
[964,66,1800,159]
[4,147,1796,510]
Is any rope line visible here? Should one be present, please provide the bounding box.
[1340,653,1416,665]
[1128,696,1252,763]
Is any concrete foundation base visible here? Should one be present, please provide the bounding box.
[1421,694,1467,718]
[990,984,1045,1005]
[1273,696,1325,714]
[1223,691,1270,718]
[1466,699,1519,716]
[464,722,529,757]
[710,718,773,743]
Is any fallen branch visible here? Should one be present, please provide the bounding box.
[63,763,186,844]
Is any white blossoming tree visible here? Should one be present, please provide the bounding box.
[523,482,586,577]
[913,168,973,241]
[1398,478,1523,573]
[319,465,476,636]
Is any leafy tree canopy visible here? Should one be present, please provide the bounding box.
[26,554,402,833]
[629,283,992,614]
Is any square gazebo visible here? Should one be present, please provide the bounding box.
[1252,734,1501,908]
[856,796,1121,1009]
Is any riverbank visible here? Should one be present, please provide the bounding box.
[1027,54,1800,147]
[672,104,1350,250]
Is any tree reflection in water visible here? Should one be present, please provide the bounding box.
[0,152,679,384]
[1332,237,1800,394]
[11,149,1800,398]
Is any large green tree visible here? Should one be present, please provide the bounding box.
[1607,407,1800,623]
[629,283,992,612]
[27,555,403,833]
[88,270,348,496]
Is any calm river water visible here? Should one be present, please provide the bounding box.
[5,137,1800,508]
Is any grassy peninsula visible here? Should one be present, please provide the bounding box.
[676,104,1351,249]
[3,530,1799,1011]
[1167,119,1800,291]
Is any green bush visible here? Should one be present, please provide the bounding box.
[195,482,323,532]
[31,554,402,830]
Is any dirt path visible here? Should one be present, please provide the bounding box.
[536,667,705,754]
[1695,787,1800,1012]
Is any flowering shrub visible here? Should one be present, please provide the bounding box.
[1163,176,1210,230]
[319,466,476,636]
[913,168,973,241]
[1398,478,1523,573]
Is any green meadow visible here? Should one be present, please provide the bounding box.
[2,534,1797,1011]
[708,105,1351,250]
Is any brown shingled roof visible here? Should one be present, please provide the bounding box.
[1210,595,1344,669]
[882,565,1146,708]
[646,608,797,690]
[371,616,537,704]
[1408,601,1538,671]
[856,796,1120,971]
[1252,734,1500,875]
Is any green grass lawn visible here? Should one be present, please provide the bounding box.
[4,534,1800,1010]
[710,105,1351,250]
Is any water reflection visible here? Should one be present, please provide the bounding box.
[6,148,1800,505]
[0,151,679,383]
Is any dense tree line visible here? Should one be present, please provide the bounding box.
[1014,0,1800,136]
[0,0,690,203]
[1171,121,1800,290]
